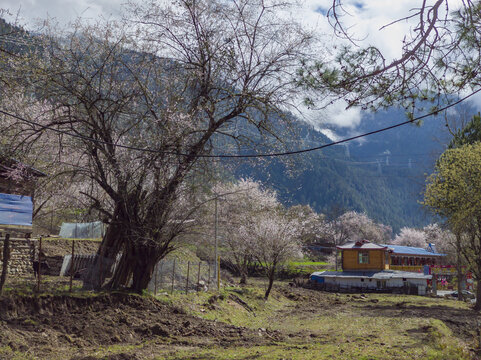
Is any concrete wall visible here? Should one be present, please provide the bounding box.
[323,276,428,295]
[0,238,36,275]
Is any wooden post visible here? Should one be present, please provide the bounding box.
[171,258,176,294]
[0,234,11,295]
[197,261,201,292]
[185,261,190,294]
[217,255,220,291]
[69,240,75,292]
[37,236,42,293]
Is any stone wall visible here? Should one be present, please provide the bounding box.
[0,238,37,276]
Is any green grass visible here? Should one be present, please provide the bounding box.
[1,276,475,359]
[0,346,35,360]
[288,261,328,266]
[151,283,472,360]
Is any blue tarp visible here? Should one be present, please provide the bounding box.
[0,193,33,226]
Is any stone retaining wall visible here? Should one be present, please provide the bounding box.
[0,238,37,276]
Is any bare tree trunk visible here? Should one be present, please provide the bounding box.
[131,248,158,293]
[108,251,132,289]
[84,205,126,290]
[0,234,10,295]
[239,265,248,285]
[264,268,275,300]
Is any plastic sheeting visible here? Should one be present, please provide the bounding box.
[0,193,33,226]
[59,221,105,239]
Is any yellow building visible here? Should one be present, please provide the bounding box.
[337,240,389,271]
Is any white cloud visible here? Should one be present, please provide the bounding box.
[2,0,122,29]
[301,99,362,130]
[318,128,340,141]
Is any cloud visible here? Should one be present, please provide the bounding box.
[2,0,122,29]
[301,99,363,130]
[318,128,340,141]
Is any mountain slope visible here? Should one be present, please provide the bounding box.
[236,108,455,232]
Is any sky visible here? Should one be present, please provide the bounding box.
[1,0,477,137]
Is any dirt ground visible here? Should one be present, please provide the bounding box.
[0,279,480,359]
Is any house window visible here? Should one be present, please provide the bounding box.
[358,251,369,264]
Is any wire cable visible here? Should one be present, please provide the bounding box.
[1,88,480,159]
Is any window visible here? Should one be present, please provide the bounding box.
[358,251,369,264]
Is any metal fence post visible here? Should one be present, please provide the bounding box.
[217,255,220,291]
[207,262,211,291]
[69,240,75,292]
[171,258,176,294]
[185,261,190,294]
[159,261,164,290]
[197,261,201,292]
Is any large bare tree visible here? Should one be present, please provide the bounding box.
[2,0,313,292]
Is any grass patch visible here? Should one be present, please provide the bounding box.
[0,346,35,360]
[156,283,473,359]
[288,261,328,266]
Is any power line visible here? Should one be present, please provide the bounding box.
[1,88,480,159]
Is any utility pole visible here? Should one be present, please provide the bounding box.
[214,196,219,290]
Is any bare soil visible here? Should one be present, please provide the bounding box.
[1,282,480,359]
[0,292,279,359]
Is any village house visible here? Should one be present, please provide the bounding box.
[0,158,46,275]
[310,240,446,295]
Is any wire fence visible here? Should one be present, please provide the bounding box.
[148,258,219,295]
[0,232,221,295]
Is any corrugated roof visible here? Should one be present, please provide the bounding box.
[337,241,388,250]
[382,244,446,257]
[311,270,432,280]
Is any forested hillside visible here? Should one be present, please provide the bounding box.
[236,108,456,232]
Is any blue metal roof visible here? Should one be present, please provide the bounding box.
[381,244,446,257]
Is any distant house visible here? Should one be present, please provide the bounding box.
[0,158,46,235]
[0,159,46,275]
[310,240,445,295]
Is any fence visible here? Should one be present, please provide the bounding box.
[0,231,221,294]
[148,258,219,295]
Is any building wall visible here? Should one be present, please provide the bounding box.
[342,249,385,271]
